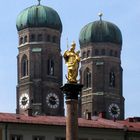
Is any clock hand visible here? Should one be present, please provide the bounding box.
[50,97,56,102]
[112,108,116,112]
[22,98,28,104]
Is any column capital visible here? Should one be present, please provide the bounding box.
[61,83,83,100]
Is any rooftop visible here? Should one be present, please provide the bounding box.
[0,113,140,132]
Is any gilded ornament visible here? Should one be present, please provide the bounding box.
[63,41,80,83]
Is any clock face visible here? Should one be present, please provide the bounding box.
[108,103,120,118]
[19,93,29,109]
[46,93,59,109]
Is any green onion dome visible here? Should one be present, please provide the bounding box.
[79,20,122,46]
[16,4,62,33]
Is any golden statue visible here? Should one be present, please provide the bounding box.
[63,41,80,83]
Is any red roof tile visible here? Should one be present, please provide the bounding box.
[118,118,140,132]
[0,113,140,132]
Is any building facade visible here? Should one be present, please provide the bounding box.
[0,2,140,140]
[16,3,64,116]
[0,113,140,140]
[79,18,124,120]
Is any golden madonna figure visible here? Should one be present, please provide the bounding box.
[63,41,80,83]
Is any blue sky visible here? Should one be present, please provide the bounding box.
[0,0,140,118]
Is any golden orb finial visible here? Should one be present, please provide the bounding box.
[98,12,103,21]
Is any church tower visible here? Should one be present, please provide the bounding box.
[16,1,64,116]
[79,15,124,120]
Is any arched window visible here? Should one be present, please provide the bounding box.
[87,50,90,57]
[24,36,27,43]
[115,51,118,57]
[52,36,56,43]
[30,34,36,42]
[95,49,99,56]
[109,71,115,87]
[38,34,43,42]
[48,59,54,76]
[84,68,91,88]
[20,37,23,45]
[110,50,113,56]
[47,35,51,42]
[21,55,28,77]
[82,52,86,59]
[101,49,105,55]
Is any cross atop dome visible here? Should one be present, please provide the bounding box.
[38,0,41,5]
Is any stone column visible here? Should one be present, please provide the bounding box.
[61,83,83,140]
